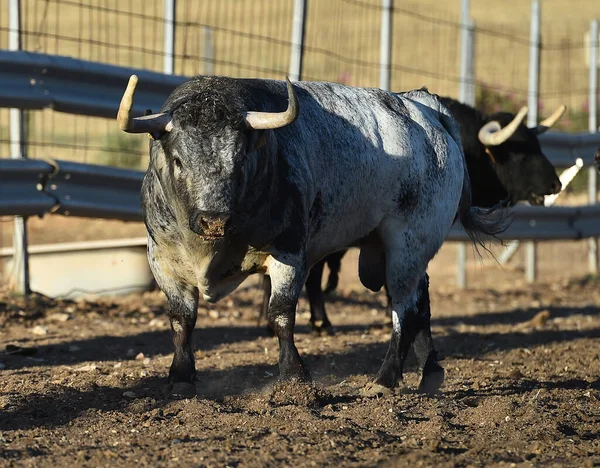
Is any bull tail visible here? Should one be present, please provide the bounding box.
[456,162,511,249]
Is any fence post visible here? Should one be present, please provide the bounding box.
[525,0,541,283]
[8,0,30,295]
[289,0,307,82]
[589,19,598,274]
[202,27,214,75]
[379,0,393,90]
[456,0,474,289]
[163,0,176,75]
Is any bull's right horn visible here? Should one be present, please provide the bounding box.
[117,75,173,134]
[478,106,528,147]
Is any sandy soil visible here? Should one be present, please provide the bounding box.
[1,273,599,467]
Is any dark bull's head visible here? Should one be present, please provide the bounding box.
[117,75,298,239]
[477,105,565,205]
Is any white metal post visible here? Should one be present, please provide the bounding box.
[8,0,30,295]
[289,0,307,82]
[163,0,176,75]
[525,0,541,283]
[588,19,598,274]
[202,26,214,75]
[379,0,393,90]
[457,0,474,289]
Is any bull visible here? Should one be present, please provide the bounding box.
[117,75,504,396]
[268,98,566,336]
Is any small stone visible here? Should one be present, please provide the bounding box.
[208,310,220,319]
[74,364,97,372]
[149,318,165,328]
[140,370,148,377]
[135,353,145,361]
[31,325,48,336]
[114,362,122,369]
[47,313,70,322]
[505,416,511,422]
[123,391,136,399]
[143,358,151,365]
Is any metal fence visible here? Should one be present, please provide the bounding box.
[1,0,599,293]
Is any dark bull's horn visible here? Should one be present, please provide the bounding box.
[244,77,299,130]
[117,75,173,134]
[478,106,529,147]
[532,104,567,134]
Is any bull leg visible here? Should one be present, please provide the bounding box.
[147,236,199,396]
[165,287,199,395]
[258,275,275,336]
[364,221,431,395]
[306,260,334,336]
[267,255,311,382]
[411,274,444,394]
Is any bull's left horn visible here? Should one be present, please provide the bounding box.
[244,77,299,130]
[478,106,528,147]
[117,75,173,134]
[532,104,567,134]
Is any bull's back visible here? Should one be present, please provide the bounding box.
[284,83,465,259]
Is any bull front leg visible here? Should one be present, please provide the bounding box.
[165,287,199,395]
[267,255,311,382]
[147,237,199,396]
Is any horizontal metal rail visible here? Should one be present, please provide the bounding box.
[2,158,600,241]
[0,158,143,222]
[0,50,186,118]
[0,50,599,166]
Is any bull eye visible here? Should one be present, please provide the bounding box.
[173,157,183,170]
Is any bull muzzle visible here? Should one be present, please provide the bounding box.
[189,210,231,238]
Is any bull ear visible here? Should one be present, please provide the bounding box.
[531,104,566,134]
[478,106,528,147]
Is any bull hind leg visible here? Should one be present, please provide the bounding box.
[258,275,275,336]
[411,274,444,394]
[306,259,334,336]
[364,220,438,395]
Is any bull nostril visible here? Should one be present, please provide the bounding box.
[198,217,210,232]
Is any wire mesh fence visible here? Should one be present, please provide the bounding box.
[0,0,597,168]
[0,0,598,266]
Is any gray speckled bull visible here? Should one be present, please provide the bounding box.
[117,74,505,396]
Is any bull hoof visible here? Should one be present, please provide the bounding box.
[418,367,445,395]
[163,381,197,397]
[310,322,335,337]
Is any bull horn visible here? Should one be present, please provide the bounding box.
[478,106,528,147]
[532,104,567,134]
[117,75,173,134]
[244,77,299,130]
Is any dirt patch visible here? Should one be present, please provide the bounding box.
[0,277,599,466]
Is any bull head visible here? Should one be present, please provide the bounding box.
[478,104,566,147]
